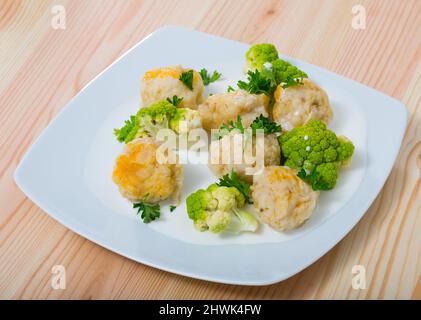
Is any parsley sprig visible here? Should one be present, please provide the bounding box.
[114,115,138,143]
[297,169,330,191]
[166,95,183,106]
[227,85,235,92]
[237,70,277,96]
[250,114,282,135]
[217,171,252,204]
[199,68,222,85]
[216,115,281,139]
[133,195,160,223]
[179,70,194,90]
[215,115,244,139]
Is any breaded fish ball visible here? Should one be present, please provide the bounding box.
[112,137,183,203]
[272,79,332,131]
[209,131,280,183]
[198,90,269,131]
[251,166,319,230]
[141,65,204,108]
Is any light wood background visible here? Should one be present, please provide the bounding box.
[0,0,420,300]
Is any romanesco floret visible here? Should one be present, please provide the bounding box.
[270,59,308,88]
[135,100,177,138]
[245,44,279,71]
[186,184,258,234]
[244,43,308,89]
[281,119,354,190]
[169,107,202,134]
[114,100,201,143]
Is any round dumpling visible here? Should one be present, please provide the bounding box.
[141,65,204,109]
[112,137,183,203]
[209,131,280,183]
[198,90,269,131]
[272,79,332,131]
[251,166,319,230]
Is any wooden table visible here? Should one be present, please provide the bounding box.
[1,0,420,299]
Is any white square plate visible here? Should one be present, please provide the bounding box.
[15,26,407,285]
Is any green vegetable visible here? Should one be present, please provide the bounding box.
[215,115,245,139]
[114,100,201,143]
[227,85,235,92]
[114,115,139,143]
[166,95,183,106]
[179,70,194,90]
[270,59,308,88]
[216,115,280,140]
[199,68,222,85]
[250,114,282,135]
[169,107,201,134]
[216,171,251,204]
[245,43,279,71]
[237,70,277,96]
[133,196,160,223]
[169,205,177,212]
[281,119,354,190]
[244,43,308,90]
[186,183,258,233]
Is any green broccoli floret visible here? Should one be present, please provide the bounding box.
[281,119,354,190]
[186,184,258,234]
[245,43,279,71]
[114,100,201,143]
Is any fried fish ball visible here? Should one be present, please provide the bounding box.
[251,166,319,231]
[112,137,183,203]
[272,79,332,131]
[197,90,269,131]
[141,65,204,108]
[209,131,281,183]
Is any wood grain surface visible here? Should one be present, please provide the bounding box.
[0,0,420,299]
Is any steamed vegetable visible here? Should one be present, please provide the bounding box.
[114,100,201,143]
[281,119,354,190]
[245,43,279,71]
[186,178,258,234]
[241,43,308,94]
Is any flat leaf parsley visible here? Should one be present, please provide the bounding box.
[216,171,252,204]
[133,196,160,223]
[199,68,222,85]
[179,70,194,90]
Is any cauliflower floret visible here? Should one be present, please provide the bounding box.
[112,137,182,203]
[272,79,333,131]
[197,90,269,131]
[280,119,354,190]
[245,43,279,72]
[252,166,320,231]
[141,65,204,108]
[209,131,280,183]
[186,184,258,234]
